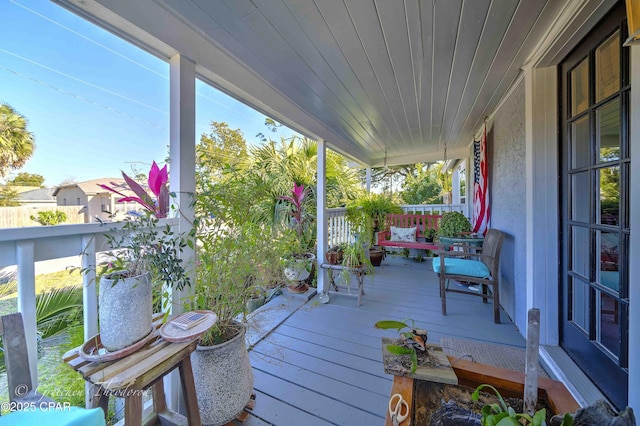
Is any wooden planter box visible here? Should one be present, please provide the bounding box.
[384,356,580,426]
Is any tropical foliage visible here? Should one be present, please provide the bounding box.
[0,103,35,177]
[93,162,192,291]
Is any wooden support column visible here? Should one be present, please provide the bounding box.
[316,139,328,295]
[16,240,37,388]
[167,53,196,412]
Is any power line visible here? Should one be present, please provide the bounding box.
[0,66,164,129]
[0,48,168,115]
[10,0,168,80]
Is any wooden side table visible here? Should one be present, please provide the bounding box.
[63,327,202,426]
[320,263,366,306]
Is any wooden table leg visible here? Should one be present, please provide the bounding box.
[179,356,202,426]
[88,383,109,420]
[152,380,167,415]
[125,393,143,426]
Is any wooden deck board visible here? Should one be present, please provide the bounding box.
[249,352,389,416]
[252,369,385,425]
[244,255,526,425]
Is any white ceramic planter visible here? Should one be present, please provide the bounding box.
[191,322,254,425]
[99,272,152,352]
[284,253,315,281]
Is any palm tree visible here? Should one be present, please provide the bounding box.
[0,103,35,177]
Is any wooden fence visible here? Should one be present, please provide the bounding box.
[0,206,85,228]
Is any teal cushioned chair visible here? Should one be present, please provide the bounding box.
[433,229,505,323]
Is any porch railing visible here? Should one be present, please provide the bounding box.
[0,218,179,388]
[326,207,352,247]
[325,203,467,248]
[1,203,465,388]
[401,203,467,216]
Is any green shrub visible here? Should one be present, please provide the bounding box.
[30,210,67,226]
[437,211,472,238]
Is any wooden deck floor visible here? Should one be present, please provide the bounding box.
[239,255,526,425]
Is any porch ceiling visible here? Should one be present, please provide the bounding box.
[54,0,614,166]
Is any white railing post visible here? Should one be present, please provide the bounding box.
[16,240,38,389]
[81,235,98,408]
[81,235,98,341]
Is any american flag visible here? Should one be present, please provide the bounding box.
[472,124,490,235]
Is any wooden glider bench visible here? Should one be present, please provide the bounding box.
[377,213,441,254]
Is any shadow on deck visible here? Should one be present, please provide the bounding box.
[240,254,525,425]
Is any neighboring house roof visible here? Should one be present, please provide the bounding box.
[7,186,42,194]
[18,188,56,202]
[52,178,128,196]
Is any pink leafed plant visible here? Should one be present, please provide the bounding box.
[99,161,169,218]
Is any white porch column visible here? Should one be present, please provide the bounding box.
[167,53,196,411]
[169,54,196,309]
[628,45,640,410]
[365,167,372,193]
[16,241,37,388]
[316,139,328,295]
[523,64,559,345]
[451,166,461,204]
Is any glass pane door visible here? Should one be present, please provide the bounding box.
[560,8,629,410]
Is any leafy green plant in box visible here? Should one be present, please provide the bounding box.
[437,211,472,238]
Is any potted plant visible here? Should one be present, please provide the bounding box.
[348,194,403,241]
[437,211,472,239]
[278,184,316,293]
[189,220,279,425]
[340,239,374,284]
[369,247,385,266]
[424,228,437,243]
[325,243,346,265]
[90,162,192,352]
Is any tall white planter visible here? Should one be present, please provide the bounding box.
[191,322,254,426]
[99,272,152,352]
[284,253,315,281]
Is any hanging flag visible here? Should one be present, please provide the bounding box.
[472,124,490,235]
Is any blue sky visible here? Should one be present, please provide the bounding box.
[0,0,294,186]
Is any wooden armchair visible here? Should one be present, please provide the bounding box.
[433,229,505,323]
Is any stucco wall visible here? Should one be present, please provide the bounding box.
[489,80,527,330]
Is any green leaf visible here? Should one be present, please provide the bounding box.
[561,413,573,426]
[386,345,413,355]
[531,409,546,426]
[495,417,521,426]
[410,349,418,373]
[374,320,408,330]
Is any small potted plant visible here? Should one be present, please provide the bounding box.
[325,243,346,265]
[278,184,316,293]
[340,239,374,284]
[89,162,192,352]
[424,228,437,243]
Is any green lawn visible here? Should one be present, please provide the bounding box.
[0,269,83,315]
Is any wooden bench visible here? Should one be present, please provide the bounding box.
[377,213,441,252]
